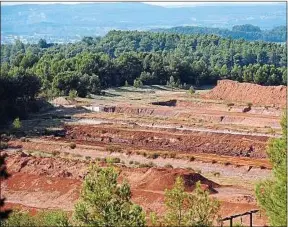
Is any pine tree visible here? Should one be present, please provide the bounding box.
[163,177,220,227]
[73,165,146,227]
[164,177,188,226]
[256,113,287,226]
[187,182,220,226]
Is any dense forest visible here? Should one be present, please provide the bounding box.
[152,24,287,43]
[0,30,287,122]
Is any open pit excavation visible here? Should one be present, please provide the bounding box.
[62,124,269,159]
[1,82,285,227]
[1,2,287,225]
[2,152,268,226]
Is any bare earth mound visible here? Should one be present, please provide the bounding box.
[119,167,220,193]
[51,97,72,106]
[202,80,287,107]
[4,153,219,193]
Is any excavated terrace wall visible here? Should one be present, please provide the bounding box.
[202,80,287,107]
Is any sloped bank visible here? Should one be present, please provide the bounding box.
[2,153,219,211]
[202,80,287,107]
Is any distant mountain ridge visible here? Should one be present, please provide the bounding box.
[151,24,287,42]
[1,2,286,43]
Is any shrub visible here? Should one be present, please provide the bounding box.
[224,162,231,166]
[2,210,35,226]
[112,157,121,163]
[126,151,132,155]
[189,156,195,162]
[247,102,253,108]
[20,137,29,142]
[162,153,169,159]
[85,156,91,160]
[52,151,60,157]
[168,153,176,159]
[233,222,244,227]
[0,142,8,149]
[211,160,217,164]
[106,157,121,164]
[268,127,276,134]
[106,145,122,153]
[69,89,78,99]
[213,172,220,177]
[139,162,155,168]
[164,164,173,168]
[12,117,21,129]
[188,86,195,95]
[149,153,159,159]
[3,209,70,227]
[69,142,76,149]
[227,103,234,107]
[129,160,134,165]
[133,78,143,88]
[36,210,70,226]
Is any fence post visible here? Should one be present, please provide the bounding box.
[230,217,233,227]
[250,212,253,227]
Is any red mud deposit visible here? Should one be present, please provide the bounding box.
[3,153,218,211]
[202,80,287,107]
[4,153,218,192]
[65,125,269,158]
[2,153,268,225]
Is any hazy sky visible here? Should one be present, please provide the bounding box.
[2,1,283,7]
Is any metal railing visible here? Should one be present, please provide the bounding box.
[220,209,259,227]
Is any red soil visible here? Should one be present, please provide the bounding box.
[2,153,268,225]
[119,167,220,193]
[64,124,269,159]
[202,80,287,107]
[4,153,218,193]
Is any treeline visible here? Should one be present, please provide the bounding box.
[1,31,287,102]
[0,73,41,124]
[152,24,287,43]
